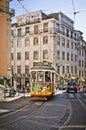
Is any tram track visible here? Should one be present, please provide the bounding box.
[51,93,86,130]
[0,99,47,129]
[50,97,72,130]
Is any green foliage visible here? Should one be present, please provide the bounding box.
[0,77,10,86]
[0,78,4,85]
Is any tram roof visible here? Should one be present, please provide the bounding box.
[30,61,58,74]
[30,66,58,74]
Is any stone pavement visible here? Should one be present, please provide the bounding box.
[0,92,31,102]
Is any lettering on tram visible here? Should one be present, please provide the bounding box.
[30,62,58,99]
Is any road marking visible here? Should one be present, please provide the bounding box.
[0,109,10,113]
[77,94,86,111]
[34,116,59,119]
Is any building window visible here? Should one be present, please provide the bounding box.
[62,52,65,60]
[79,70,81,77]
[11,41,14,47]
[85,71,86,77]
[43,50,48,59]
[82,50,84,56]
[71,66,73,74]
[17,28,21,37]
[66,66,69,73]
[43,36,48,44]
[33,51,38,60]
[79,50,81,56]
[79,60,81,67]
[25,38,29,46]
[11,66,14,73]
[66,40,69,48]
[57,51,60,60]
[85,61,86,68]
[25,66,29,74]
[61,26,65,35]
[11,30,14,36]
[82,60,84,67]
[66,29,69,37]
[17,39,21,47]
[70,31,73,39]
[82,71,83,77]
[33,37,38,45]
[17,65,21,74]
[11,53,13,60]
[17,52,21,60]
[43,22,48,32]
[62,66,65,74]
[56,23,60,32]
[25,27,30,34]
[75,55,77,62]
[71,54,73,61]
[34,25,38,34]
[62,38,65,46]
[25,52,29,60]
[57,36,60,45]
[57,66,60,74]
[75,66,77,74]
[18,18,22,25]
[67,52,69,61]
[75,43,77,50]
[71,42,73,49]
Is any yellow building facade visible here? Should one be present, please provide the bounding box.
[0,0,14,77]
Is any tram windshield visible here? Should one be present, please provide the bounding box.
[31,71,52,83]
[37,71,44,82]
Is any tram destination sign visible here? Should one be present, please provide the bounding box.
[33,62,52,67]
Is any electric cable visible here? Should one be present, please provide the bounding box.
[17,0,28,13]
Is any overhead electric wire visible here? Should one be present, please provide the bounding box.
[71,0,76,21]
[66,9,86,15]
[17,0,28,13]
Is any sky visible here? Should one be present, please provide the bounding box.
[10,0,86,41]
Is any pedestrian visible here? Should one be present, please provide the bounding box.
[26,82,30,93]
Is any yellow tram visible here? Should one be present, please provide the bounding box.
[30,62,58,98]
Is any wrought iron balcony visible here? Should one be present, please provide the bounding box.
[0,5,15,16]
[11,27,79,41]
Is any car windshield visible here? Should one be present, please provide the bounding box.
[67,82,76,86]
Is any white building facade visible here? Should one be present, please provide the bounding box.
[11,10,86,88]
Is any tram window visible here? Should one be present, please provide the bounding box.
[45,71,51,82]
[31,71,36,82]
[52,73,54,82]
[37,71,44,82]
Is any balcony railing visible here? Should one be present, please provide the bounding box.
[11,27,79,41]
[0,5,15,16]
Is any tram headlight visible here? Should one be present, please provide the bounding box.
[38,88,42,92]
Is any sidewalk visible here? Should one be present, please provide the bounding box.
[0,90,66,102]
[0,92,31,102]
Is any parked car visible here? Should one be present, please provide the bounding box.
[66,82,77,93]
[62,83,67,90]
